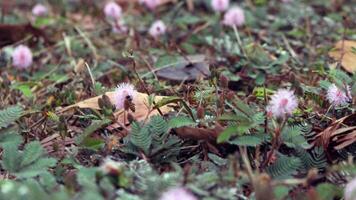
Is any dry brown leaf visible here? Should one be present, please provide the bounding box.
[329,40,356,73]
[312,113,356,150]
[175,123,224,142]
[61,92,174,124]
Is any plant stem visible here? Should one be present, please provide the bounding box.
[233,25,247,58]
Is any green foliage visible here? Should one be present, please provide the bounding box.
[122,116,181,163]
[130,121,152,154]
[1,141,57,178]
[229,135,264,147]
[0,128,23,148]
[316,183,343,200]
[274,185,290,200]
[281,125,310,148]
[0,106,23,129]
[168,116,196,128]
[75,119,111,146]
[217,112,265,144]
[266,155,302,178]
[295,147,327,171]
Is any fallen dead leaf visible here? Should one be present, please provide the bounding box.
[156,55,210,82]
[329,40,356,73]
[312,113,356,150]
[61,92,174,125]
[175,123,224,142]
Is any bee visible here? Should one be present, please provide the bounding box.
[124,95,135,112]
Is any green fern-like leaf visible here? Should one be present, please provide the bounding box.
[282,125,310,148]
[1,139,57,178]
[266,155,302,178]
[0,106,23,129]
[149,115,169,138]
[295,147,327,171]
[1,144,22,173]
[16,157,57,178]
[20,141,44,167]
[228,135,263,147]
[130,122,152,154]
[75,119,111,145]
[0,128,22,148]
[168,116,195,129]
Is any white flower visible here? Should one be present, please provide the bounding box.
[143,0,161,10]
[267,89,298,118]
[159,187,197,200]
[32,4,48,16]
[223,7,245,27]
[114,83,137,110]
[104,1,122,20]
[345,178,356,200]
[149,20,166,38]
[12,45,33,69]
[326,84,351,107]
[211,0,229,12]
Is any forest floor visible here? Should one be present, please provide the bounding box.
[0,0,355,200]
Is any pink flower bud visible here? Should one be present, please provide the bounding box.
[266,89,298,118]
[211,0,229,12]
[326,84,352,107]
[12,45,33,69]
[143,0,161,10]
[104,1,122,20]
[223,7,245,27]
[149,20,166,38]
[32,4,48,16]
[114,83,137,110]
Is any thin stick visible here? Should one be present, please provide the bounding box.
[239,146,254,182]
[233,25,247,58]
[85,62,96,90]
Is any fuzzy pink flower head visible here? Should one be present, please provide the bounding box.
[267,89,298,118]
[114,83,137,110]
[104,1,122,20]
[12,45,33,69]
[326,84,351,107]
[223,7,245,27]
[149,20,166,38]
[345,178,356,200]
[32,4,48,16]
[143,0,161,10]
[159,187,197,200]
[211,0,229,12]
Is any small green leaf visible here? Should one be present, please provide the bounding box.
[168,116,195,128]
[21,141,44,167]
[228,135,263,147]
[316,183,343,200]
[75,119,111,144]
[217,125,238,143]
[0,106,24,129]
